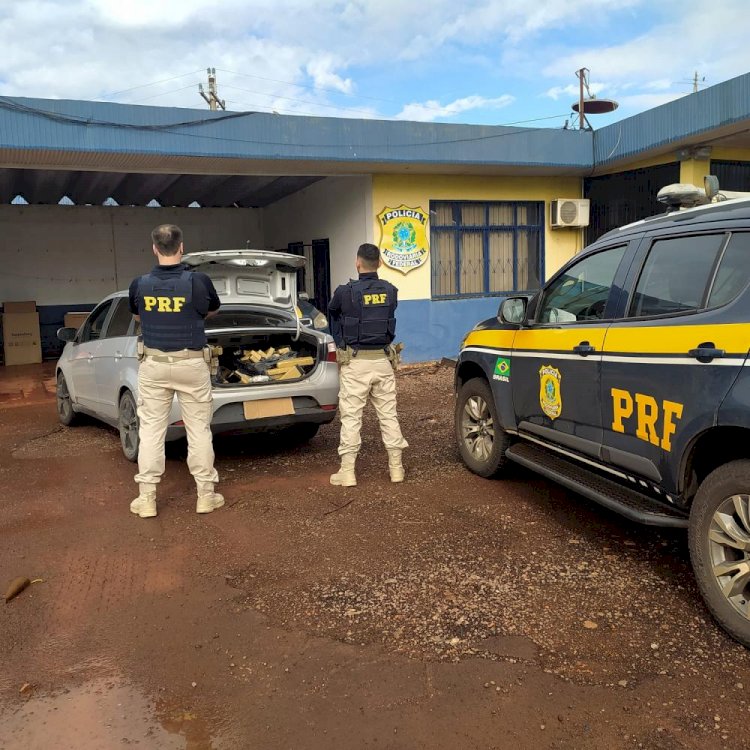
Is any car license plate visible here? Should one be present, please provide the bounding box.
[243,398,295,420]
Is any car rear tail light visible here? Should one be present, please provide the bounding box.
[172,420,185,426]
[321,404,337,411]
[326,342,337,363]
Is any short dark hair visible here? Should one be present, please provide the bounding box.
[151,224,183,256]
[357,243,380,270]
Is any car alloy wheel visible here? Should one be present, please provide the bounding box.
[461,395,495,462]
[708,494,750,619]
[454,378,510,479]
[56,373,77,426]
[118,391,139,462]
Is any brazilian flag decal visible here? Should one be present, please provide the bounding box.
[494,357,511,381]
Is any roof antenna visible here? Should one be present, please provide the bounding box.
[571,68,618,130]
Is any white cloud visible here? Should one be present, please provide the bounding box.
[0,0,747,125]
[305,56,353,95]
[87,0,213,27]
[541,0,750,111]
[643,78,673,92]
[617,92,686,110]
[396,95,515,122]
[545,82,610,101]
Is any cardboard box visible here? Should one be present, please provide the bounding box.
[3,301,37,314]
[2,312,42,366]
[64,312,89,330]
[243,397,295,420]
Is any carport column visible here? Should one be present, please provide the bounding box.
[679,155,711,188]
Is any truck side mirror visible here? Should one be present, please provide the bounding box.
[498,297,527,324]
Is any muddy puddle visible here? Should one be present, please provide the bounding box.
[0,678,222,749]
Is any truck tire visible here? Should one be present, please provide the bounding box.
[455,377,511,478]
[689,460,750,648]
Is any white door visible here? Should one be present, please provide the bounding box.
[94,297,137,421]
[68,299,114,412]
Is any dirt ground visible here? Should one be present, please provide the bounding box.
[2,362,750,749]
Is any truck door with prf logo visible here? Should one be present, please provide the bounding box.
[600,231,750,497]
[511,245,628,458]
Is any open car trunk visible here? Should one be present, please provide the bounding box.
[183,250,325,389]
[206,320,321,388]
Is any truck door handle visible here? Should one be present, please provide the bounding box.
[689,342,725,363]
[573,341,596,356]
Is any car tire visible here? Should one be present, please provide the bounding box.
[118,390,140,463]
[56,372,79,426]
[455,377,511,478]
[689,460,750,648]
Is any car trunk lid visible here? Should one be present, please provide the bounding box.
[182,249,304,313]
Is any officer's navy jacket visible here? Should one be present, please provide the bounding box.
[128,263,221,351]
[328,271,398,351]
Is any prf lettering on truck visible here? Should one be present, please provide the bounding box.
[611,388,684,452]
[143,296,186,313]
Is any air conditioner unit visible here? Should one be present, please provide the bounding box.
[550,198,590,228]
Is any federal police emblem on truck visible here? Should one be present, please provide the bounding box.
[539,365,562,420]
[377,205,430,274]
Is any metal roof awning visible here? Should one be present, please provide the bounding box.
[0,168,322,206]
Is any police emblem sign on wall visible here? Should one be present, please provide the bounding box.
[377,205,430,274]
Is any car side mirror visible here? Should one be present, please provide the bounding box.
[57,327,78,343]
[498,297,527,324]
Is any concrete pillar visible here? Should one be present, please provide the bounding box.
[679,158,711,188]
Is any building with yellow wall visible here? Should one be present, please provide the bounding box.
[1,73,750,362]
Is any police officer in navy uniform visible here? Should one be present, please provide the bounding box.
[128,224,224,518]
[328,242,408,487]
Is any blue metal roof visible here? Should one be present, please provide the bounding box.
[0,95,592,170]
[0,72,748,206]
[594,72,750,168]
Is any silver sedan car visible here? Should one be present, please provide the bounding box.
[55,250,340,461]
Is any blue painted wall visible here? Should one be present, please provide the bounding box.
[395,297,501,362]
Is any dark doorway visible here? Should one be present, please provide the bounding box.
[287,241,306,297]
[712,160,750,191]
[311,238,332,314]
[584,162,680,244]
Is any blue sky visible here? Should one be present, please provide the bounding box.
[0,1,748,129]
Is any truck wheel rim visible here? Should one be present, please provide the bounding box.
[119,397,138,454]
[460,395,494,462]
[56,376,71,420]
[709,494,750,620]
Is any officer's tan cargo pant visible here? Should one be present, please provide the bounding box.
[134,351,219,492]
[337,354,408,457]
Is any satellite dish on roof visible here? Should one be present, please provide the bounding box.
[570,68,619,130]
[571,98,618,115]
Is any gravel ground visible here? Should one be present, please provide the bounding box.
[1,363,750,749]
